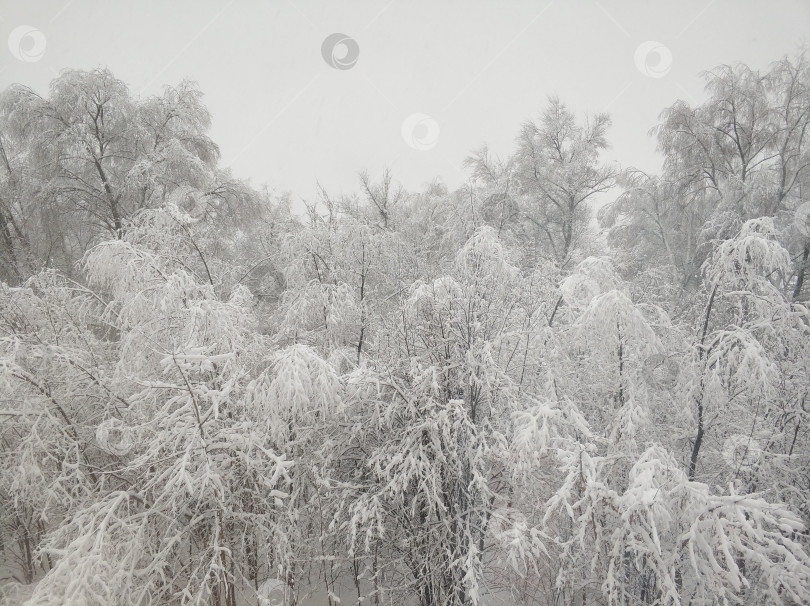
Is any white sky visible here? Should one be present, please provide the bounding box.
[1,1,808,204]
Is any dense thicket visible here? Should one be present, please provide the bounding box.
[1,58,809,606]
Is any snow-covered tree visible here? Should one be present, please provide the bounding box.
[2,56,810,606]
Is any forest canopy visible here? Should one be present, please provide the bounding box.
[1,55,810,606]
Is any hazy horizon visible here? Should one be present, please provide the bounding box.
[2,1,808,203]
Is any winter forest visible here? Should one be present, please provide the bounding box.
[2,49,810,606]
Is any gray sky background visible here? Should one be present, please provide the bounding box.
[1,1,808,204]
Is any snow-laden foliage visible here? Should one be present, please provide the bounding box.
[0,219,303,605]
[2,59,810,606]
[560,256,623,309]
[707,218,792,291]
[549,444,810,606]
[339,228,571,606]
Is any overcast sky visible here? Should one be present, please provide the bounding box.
[2,1,808,204]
